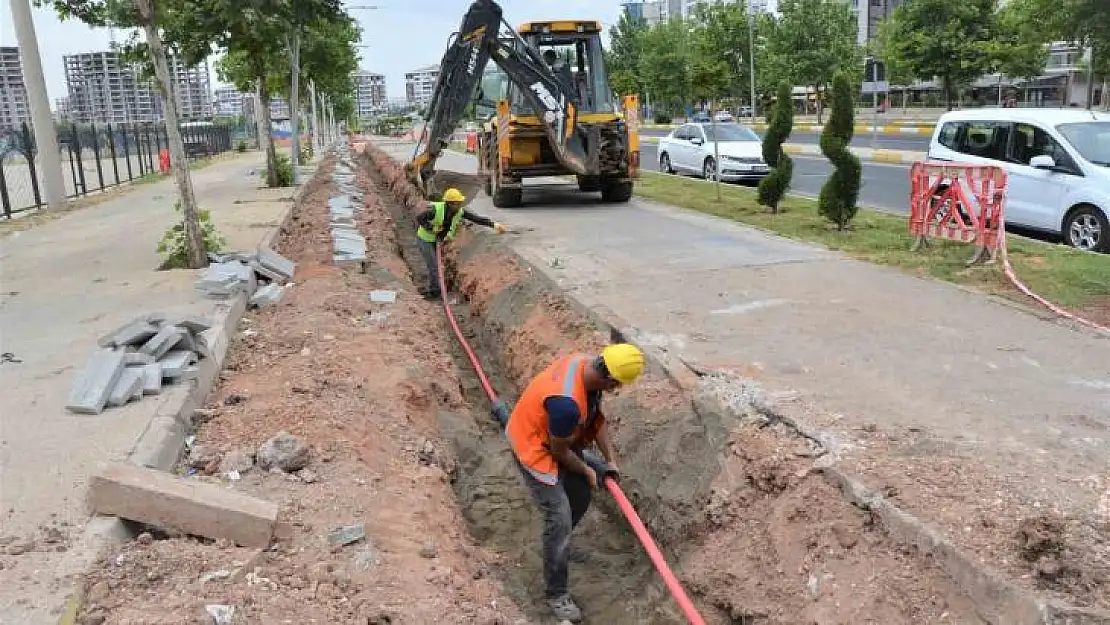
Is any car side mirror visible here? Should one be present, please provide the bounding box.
[1030,155,1056,169]
[690,137,704,145]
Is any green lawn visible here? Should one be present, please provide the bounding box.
[634,172,1110,310]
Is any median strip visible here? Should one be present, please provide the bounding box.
[634,170,1110,319]
[640,136,926,164]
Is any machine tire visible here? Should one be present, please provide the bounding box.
[483,174,493,197]
[600,180,633,203]
[577,175,602,192]
[493,185,523,208]
[659,152,674,174]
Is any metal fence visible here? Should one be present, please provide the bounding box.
[0,121,235,219]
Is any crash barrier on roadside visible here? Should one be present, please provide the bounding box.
[909,161,1007,266]
[465,132,478,153]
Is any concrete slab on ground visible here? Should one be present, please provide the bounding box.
[377,140,1110,576]
[0,152,292,624]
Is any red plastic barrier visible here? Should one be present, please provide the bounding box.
[909,161,1007,265]
[465,132,478,153]
[158,148,171,174]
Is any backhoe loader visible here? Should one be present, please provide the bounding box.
[407,0,640,208]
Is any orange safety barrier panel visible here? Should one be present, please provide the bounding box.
[909,161,1007,265]
[465,132,478,153]
[158,148,171,174]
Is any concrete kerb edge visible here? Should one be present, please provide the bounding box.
[368,144,1107,625]
[54,158,325,625]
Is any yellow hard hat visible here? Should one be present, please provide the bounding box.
[601,343,645,385]
[443,188,465,203]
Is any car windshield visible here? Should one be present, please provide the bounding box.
[704,124,760,142]
[1055,121,1110,166]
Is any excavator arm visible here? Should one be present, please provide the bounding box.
[409,0,592,197]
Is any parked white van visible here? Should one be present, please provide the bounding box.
[926,108,1110,253]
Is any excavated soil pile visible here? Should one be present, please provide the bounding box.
[361,143,991,625]
[74,155,527,625]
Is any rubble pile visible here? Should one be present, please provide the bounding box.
[195,246,297,309]
[66,314,213,415]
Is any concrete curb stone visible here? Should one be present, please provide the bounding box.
[54,153,327,625]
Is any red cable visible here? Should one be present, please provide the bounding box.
[432,242,707,625]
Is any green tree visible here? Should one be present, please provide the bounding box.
[1024,0,1110,109]
[688,2,752,106]
[986,0,1049,105]
[765,0,858,123]
[638,18,692,115]
[757,81,794,213]
[878,0,998,110]
[818,72,861,230]
[40,0,212,268]
[607,10,648,97]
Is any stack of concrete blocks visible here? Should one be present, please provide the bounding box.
[331,142,367,267]
[195,247,297,309]
[66,315,214,415]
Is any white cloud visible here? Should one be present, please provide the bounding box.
[1,0,624,105]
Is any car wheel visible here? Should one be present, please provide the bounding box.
[659,152,674,174]
[1063,204,1109,253]
[703,157,717,181]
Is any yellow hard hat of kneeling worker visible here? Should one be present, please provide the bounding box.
[601,343,645,385]
[443,188,466,203]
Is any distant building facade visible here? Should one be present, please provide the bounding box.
[0,47,31,129]
[63,50,212,124]
[352,70,387,118]
[405,65,439,107]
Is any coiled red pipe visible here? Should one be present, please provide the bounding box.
[433,243,707,625]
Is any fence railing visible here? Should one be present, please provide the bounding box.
[0,121,235,219]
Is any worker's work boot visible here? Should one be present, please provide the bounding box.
[547,594,582,623]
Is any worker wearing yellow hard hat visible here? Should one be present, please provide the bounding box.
[504,343,645,622]
[414,187,508,300]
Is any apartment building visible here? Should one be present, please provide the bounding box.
[213,86,244,118]
[63,50,212,124]
[0,47,31,130]
[54,97,72,122]
[352,70,387,119]
[405,65,439,107]
[269,98,292,120]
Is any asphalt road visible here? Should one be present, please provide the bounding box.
[640,127,930,153]
[639,142,912,214]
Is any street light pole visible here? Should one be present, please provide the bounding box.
[867,56,878,147]
[747,3,757,122]
[10,0,67,211]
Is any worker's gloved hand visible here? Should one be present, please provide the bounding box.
[490,399,511,429]
[580,448,620,483]
[493,223,508,235]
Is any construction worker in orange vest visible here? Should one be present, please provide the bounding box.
[502,343,646,623]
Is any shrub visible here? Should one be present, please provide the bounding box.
[757,81,795,213]
[818,72,862,230]
[924,93,940,107]
[299,142,314,163]
[273,152,294,187]
[653,112,673,125]
[236,139,248,153]
[156,201,226,269]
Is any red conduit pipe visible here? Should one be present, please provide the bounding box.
[433,244,708,625]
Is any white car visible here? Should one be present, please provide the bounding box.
[657,123,769,183]
[927,108,1110,252]
[714,110,734,123]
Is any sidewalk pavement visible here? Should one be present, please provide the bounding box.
[0,152,299,624]
[380,143,1110,599]
[639,134,927,164]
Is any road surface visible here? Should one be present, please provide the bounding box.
[640,127,930,153]
[640,142,912,214]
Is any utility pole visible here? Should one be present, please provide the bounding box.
[10,0,67,211]
[747,3,757,122]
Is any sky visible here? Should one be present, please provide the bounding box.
[0,0,625,104]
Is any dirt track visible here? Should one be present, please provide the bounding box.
[71,142,1103,624]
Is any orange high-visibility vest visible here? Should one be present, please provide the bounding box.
[506,354,603,485]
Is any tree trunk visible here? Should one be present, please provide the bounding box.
[289,32,301,180]
[815,85,823,124]
[258,78,279,187]
[135,0,205,269]
[254,85,267,151]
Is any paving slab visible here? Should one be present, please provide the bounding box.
[0,153,294,623]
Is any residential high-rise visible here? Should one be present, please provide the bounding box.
[54,97,72,122]
[213,86,244,118]
[269,99,291,120]
[405,65,439,107]
[0,47,31,129]
[679,0,770,18]
[352,70,387,119]
[63,50,212,124]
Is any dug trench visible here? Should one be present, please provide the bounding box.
[360,142,989,625]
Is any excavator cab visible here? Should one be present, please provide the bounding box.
[515,22,615,115]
